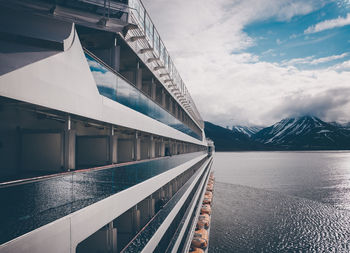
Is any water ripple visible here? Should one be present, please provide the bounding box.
[209,182,350,252]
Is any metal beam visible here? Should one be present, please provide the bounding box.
[123,23,139,36]
[147,57,160,63]
[139,48,153,54]
[129,35,146,42]
[154,66,165,71]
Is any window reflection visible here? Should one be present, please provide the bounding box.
[85,53,201,140]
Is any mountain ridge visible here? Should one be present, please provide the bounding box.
[205,116,350,151]
[232,125,263,137]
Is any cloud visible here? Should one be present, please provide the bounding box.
[266,88,350,123]
[310,53,348,64]
[282,53,348,66]
[304,13,350,34]
[142,0,350,126]
[282,56,315,65]
[328,60,350,72]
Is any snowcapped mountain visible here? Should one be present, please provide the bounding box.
[204,122,264,151]
[232,125,263,137]
[253,116,350,149]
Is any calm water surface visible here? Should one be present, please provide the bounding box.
[209,151,350,252]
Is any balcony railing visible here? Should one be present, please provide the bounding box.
[0,152,206,245]
[121,157,210,252]
[127,0,204,129]
[85,50,202,140]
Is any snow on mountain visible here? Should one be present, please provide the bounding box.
[232,125,263,137]
[253,116,350,149]
[204,121,263,151]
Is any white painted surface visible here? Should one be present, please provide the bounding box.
[183,159,213,253]
[141,157,211,253]
[69,154,207,251]
[0,27,206,146]
[0,217,71,253]
[171,158,212,253]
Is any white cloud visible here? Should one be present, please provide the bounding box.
[282,53,348,66]
[310,53,348,64]
[142,0,350,126]
[282,56,315,65]
[304,13,350,34]
[328,60,350,72]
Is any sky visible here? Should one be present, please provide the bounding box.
[142,0,350,127]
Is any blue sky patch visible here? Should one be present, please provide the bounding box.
[243,1,350,69]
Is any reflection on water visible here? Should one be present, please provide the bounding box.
[213,151,350,210]
[210,152,350,252]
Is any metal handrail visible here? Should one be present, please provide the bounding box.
[126,0,204,127]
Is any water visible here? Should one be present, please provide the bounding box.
[209,151,350,252]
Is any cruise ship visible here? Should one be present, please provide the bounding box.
[0,0,214,252]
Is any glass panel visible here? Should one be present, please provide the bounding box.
[163,49,168,69]
[153,31,160,57]
[145,14,153,43]
[123,162,207,252]
[0,152,206,245]
[168,60,173,78]
[131,0,144,29]
[86,55,118,101]
[85,53,202,140]
[159,41,165,65]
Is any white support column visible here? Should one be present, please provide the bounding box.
[151,78,156,100]
[150,135,156,159]
[174,141,178,155]
[133,131,141,161]
[168,139,172,155]
[160,138,165,157]
[107,222,118,253]
[174,104,179,119]
[109,127,118,164]
[132,206,141,234]
[167,183,173,198]
[161,90,166,108]
[64,115,75,171]
[136,62,142,90]
[169,98,173,113]
[149,196,155,217]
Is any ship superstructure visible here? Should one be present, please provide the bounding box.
[0,0,213,252]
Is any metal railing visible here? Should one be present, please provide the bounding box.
[126,0,204,129]
[85,49,203,140]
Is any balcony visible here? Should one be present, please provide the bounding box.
[0,152,206,245]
